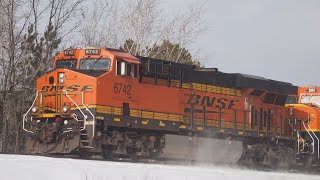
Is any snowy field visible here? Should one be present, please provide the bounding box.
[0,154,319,180]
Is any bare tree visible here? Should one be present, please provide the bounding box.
[78,0,208,63]
[0,0,84,153]
[0,0,5,151]
[0,0,32,152]
[17,0,84,90]
[78,0,120,48]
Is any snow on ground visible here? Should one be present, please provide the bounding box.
[0,154,319,180]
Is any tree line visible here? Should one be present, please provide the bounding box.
[0,0,207,152]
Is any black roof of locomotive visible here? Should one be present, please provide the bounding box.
[137,56,298,95]
[234,73,297,94]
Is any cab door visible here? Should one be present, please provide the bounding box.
[114,58,140,117]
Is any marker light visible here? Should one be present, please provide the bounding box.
[59,72,65,83]
[31,107,38,113]
[62,106,69,113]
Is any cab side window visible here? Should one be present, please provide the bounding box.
[116,60,138,78]
[116,60,125,76]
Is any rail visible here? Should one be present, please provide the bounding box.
[22,90,42,133]
[23,90,89,134]
[297,132,305,153]
[307,111,319,158]
[294,118,305,153]
[288,120,295,139]
[82,90,95,137]
[140,76,241,96]
[125,106,287,137]
[307,123,319,158]
[302,121,315,155]
[61,90,87,130]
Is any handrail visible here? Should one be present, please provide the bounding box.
[23,90,89,134]
[291,118,306,153]
[312,103,320,107]
[308,122,320,159]
[82,90,95,137]
[302,121,315,154]
[308,124,319,158]
[22,90,41,133]
[288,120,296,132]
[297,132,300,153]
[297,132,305,153]
[61,90,87,130]
[289,118,297,140]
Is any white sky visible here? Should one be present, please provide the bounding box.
[166,0,320,86]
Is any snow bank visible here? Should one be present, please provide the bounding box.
[0,154,318,180]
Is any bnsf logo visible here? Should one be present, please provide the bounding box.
[188,94,239,109]
[41,85,93,92]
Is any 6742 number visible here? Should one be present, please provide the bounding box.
[114,83,132,95]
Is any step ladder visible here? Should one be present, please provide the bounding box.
[289,118,307,154]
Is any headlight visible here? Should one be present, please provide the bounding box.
[64,120,68,125]
[59,72,65,78]
[62,106,69,113]
[31,107,37,113]
[59,72,65,83]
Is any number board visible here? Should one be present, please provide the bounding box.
[85,49,100,55]
[114,83,132,96]
[64,49,74,56]
[308,88,317,93]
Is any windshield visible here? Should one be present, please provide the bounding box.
[80,58,111,70]
[55,59,77,69]
[300,95,320,105]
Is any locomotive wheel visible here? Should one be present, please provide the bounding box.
[276,148,295,170]
[101,145,113,160]
[128,146,160,162]
[127,147,141,161]
[149,148,161,159]
[77,149,92,159]
[130,144,151,161]
[101,148,112,160]
[101,145,124,161]
[304,154,313,169]
[101,146,119,160]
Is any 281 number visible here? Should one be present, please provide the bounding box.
[114,83,132,95]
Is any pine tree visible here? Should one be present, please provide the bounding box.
[121,39,201,68]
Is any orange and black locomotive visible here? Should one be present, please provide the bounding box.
[23,47,318,168]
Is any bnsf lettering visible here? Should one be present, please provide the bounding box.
[41,85,65,91]
[188,94,239,109]
[41,85,93,92]
[67,85,80,91]
[81,85,93,91]
[48,85,64,91]
[41,86,50,91]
